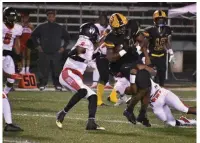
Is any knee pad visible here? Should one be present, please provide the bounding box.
[136,70,151,89]
[77,88,88,98]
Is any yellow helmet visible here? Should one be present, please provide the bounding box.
[153,10,167,26]
[109,13,128,28]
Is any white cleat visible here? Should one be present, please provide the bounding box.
[178,116,196,126]
[114,95,128,106]
[56,120,63,129]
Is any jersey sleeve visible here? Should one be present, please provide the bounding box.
[16,24,23,36]
[104,33,115,48]
[76,37,93,50]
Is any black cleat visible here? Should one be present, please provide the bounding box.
[137,116,151,127]
[123,109,136,124]
[56,110,66,128]
[4,124,24,132]
[86,119,105,130]
[107,97,111,102]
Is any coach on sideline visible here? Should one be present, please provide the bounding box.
[31,10,70,91]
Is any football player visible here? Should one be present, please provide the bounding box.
[105,13,153,127]
[56,23,105,130]
[143,10,175,86]
[3,7,23,95]
[124,77,196,127]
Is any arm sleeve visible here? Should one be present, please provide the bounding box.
[62,26,70,49]
[31,25,41,47]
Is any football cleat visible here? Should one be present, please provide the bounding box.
[4,124,24,132]
[137,117,151,127]
[114,95,128,106]
[86,119,105,130]
[123,109,136,124]
[56,110,66,129]
[39,86,46,91]
[178,116,196,126]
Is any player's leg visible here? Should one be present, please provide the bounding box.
[157,56,166,87]
[57,69,104,130]
[82,85,105,130]
[124,69,151,125]
[165,90,196,115]
[3,56,15,95]
[114,77,129,106]
[20,49,26,74]
[163,105,176,126]
[56,69,85,128]
[152,105,168,125]
[25,48,31,73]
[3,92,23,131]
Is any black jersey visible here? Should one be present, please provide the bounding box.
[144,25,172,56]
[104,20,141,76]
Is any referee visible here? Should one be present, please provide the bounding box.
[31,10,70,91]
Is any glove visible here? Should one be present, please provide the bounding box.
[168,49,175,64]
[11,74,23,80]
[169,54,175,64]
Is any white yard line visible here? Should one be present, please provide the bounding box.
[14,87,196,92]
[12,112,196,129]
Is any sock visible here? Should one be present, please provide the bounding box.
[3,85,12,95]
[63,89,87,113]
[175,120,181,126]
[3,98,12,124]
[108,89,118,103]
[26,67,30,73]
[105,82,110,86]
[97,83,105,105]
[88,95,97,119]
[93,68,100,83]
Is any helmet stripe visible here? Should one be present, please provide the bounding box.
[115,13,123,26]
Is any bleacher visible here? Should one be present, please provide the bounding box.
[3,2,196,41]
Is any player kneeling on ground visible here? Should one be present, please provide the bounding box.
[56,23,105,130]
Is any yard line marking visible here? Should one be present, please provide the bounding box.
[3,139,35,143]
[12,113,196,128]
[14,88,196,92]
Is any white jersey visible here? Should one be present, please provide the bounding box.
[95,23,111,55]
[150,79,162,98]
[63,36,94,75]
[3,23,23,51]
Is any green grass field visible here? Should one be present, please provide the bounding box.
[3,90,196,143]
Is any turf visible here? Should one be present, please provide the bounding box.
[3,90,196,143]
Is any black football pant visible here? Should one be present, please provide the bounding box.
[150,55,166,86]
[96,55,109,85]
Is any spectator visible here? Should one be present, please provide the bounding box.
[31,10,70,91]
[19,10,34,74]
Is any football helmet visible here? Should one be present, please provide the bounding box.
[79,22,100,43]
[153,10,167,27]
[109,13,128,35]
[3,7,18,27]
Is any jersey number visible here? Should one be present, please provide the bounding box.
[3,33,12,44]
[154,37,167,51]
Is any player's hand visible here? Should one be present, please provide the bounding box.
[11,73,23,80]
[58,47,65,53]
[169,54,175,64]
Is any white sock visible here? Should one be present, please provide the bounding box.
[22,67,25,71]
[3,98,12,124]
[26,66,30,73]
[4,85,12,95]
[93,68,99,84]
[105,82,110,86]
